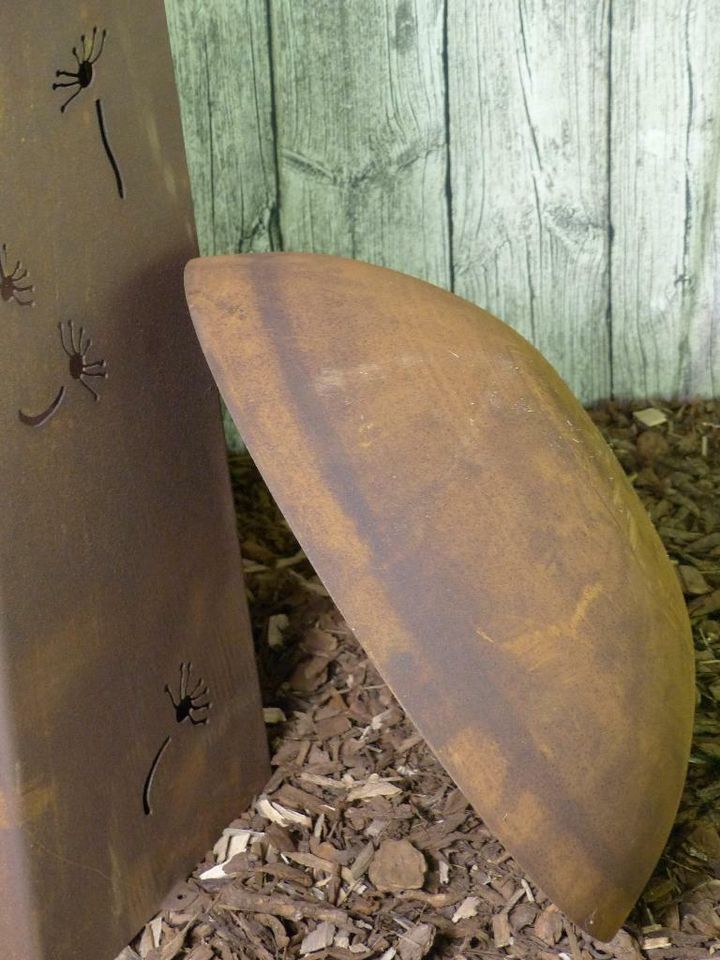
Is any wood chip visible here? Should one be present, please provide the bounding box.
[689,588,720,617]
[452,896,479,922]
[347,775,401,802]
[637,429,670,461]
[289,656,330,692]
[256,795,313,828]
[315,714,352,739]
[256,914,290,951]
[634,407,668,427]
[158,921,193,960]
[643,936,673,950]
[491,913,513,949]
[368,839,427,893]
[285,851,339,876]
[679,565,712,596]
[213,828,263,863]
[274,783,336,817]
[520,878,535,902]
[267,613,290,649]
[606,929,643,960]
[345,840,376,883]
[300,773,349,790]
[302,628,339,656]
[688,531,720,555]
[150,916,163,949]
[397,923,434,960]
[534,905,563,945]
[276,549,307,570]
[185,947,215,960]
[396,889,465,908]
[218,888,354,929]
[264,706,288,724]
[300,922,336,955]
[687,821,720,860]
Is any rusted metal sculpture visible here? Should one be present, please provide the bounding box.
[185,252,695,941]
[0,5,268,958]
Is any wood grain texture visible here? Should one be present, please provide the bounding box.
[269,0,450,287]
[165,0,278,257]
[168,0,720,405]
[165,0,278,448]
[448,0,611,403]
[611,0,720,399]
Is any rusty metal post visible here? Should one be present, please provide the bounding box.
[0,4,269,957]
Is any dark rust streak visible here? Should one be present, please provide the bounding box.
[243,267,647,887]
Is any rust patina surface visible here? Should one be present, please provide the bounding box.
[0,6,269,958]
[185,252,695,941]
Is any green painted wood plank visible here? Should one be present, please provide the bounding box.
[448,1,611,404]
[611,0,720,399]
[165,0,278,256]
[270,0,450,288]
[165,0,277,448]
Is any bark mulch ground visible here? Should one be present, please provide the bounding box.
[121,400,720,960]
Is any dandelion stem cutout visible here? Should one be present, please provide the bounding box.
[18,319,107,427]
[143,663,212,816]
[17,387,66,428]
[0,244,34,307]
[95,100,124,198]
[53,28,125,198]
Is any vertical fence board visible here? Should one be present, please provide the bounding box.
[166,0,277,448]
[165,0,277,257]
[448,1,611,402]
[611,0,720,399]
[270,0,450,287]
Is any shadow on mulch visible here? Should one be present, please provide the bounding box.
[123,400,720,960]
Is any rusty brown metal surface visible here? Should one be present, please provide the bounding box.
[185,252,695,941]
[0,7,269,959]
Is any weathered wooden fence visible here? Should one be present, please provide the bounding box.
[165,0,720,405]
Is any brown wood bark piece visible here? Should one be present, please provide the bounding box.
[368,839,427,893]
